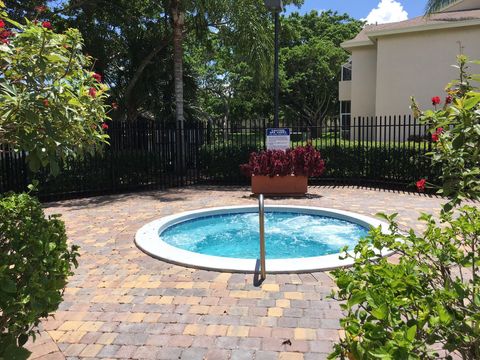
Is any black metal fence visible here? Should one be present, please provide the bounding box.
[0,115,440,200]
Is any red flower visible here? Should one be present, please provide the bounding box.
[88,87,97,98]
[111,102,118,110]
[431,96,441,106]
[92,73,102,82]
[35,5,47,13]
[42,21,52,30]
[0,20,5,29]
[432,127,443,142]
[43,99,49,107]
[445,95,453,104]
[416,178,426,192]
[0,29,12,44]
[101,123,109,130]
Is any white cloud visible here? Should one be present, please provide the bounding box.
[364,0,408,24]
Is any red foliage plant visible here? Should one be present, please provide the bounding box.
[240,145,325,178]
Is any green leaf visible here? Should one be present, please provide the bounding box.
[464,95,480,110]
[437,305,452,324]
[17,334,29,347]
[348,291,366,307]
[452,133,465,150]
[3,344,31,360]
[371,303,388,320]
[369,348,393,359]
[406,324,417,342]
[27,153,42,173]
[45,54,68,63]
[1,278,17,293]
[49,160,60,176]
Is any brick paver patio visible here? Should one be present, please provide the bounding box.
[26,186,445,359]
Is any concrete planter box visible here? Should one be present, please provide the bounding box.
[251,175,308,195]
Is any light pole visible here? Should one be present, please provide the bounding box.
[264,0,282,128]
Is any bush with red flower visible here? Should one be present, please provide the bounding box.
[240,145,325,178]
[0,5,111,175]
[411,55,480,209]
[330,56,480,360]
[0,6,112,358]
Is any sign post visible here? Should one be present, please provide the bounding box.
[266,128,291,151]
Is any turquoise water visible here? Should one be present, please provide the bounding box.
[159,212,368,259]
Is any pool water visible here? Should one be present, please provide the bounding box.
[159,212,369,259]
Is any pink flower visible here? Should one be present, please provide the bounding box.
[431,96,441,106]
[0,20,5,29]
[445,95,453,105]
[101,123,109,130]
[88,87,97,98]
[42,21,52,30]
[92,73,102,82]
[416,178,426,192]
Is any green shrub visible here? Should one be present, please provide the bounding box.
[0,192,79,359]
[197,143,440,186]
[199,144,260,181]
[320,146,440,183]
[329,208,480,359]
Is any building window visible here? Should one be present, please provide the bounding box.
[341,59,352,81]
[340,100,351,138]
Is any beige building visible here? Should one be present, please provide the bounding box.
[339,0,480,138]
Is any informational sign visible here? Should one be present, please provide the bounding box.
[266,128,291,151]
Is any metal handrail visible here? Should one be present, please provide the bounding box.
[259,194,266,279]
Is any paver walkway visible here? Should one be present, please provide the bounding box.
[26,186,445,360]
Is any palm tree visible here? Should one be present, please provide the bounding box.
[170,0,186,172]
[425,0,458,14]
[167,0,276,172]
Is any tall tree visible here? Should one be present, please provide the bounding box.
[166,0,302,169]
[5,0,306,131]
[280,11,363,128]
[170,0,185,127]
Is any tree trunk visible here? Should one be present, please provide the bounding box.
[124,37,169,118]
[171,0,186,173]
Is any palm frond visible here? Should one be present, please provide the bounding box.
[425,0,459,15]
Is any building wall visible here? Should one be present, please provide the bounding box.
[375,26,480,117]
[351,47,377,118]
[444,0,480,12]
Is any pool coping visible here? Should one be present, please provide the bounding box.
[135,205,393,273]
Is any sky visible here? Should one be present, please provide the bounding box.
[285,0,428,24]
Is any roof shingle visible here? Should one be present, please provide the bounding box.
[351,9,480,42]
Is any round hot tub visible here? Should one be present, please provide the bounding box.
[135,205,391,273]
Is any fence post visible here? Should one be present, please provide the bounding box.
[334,118,338,147]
